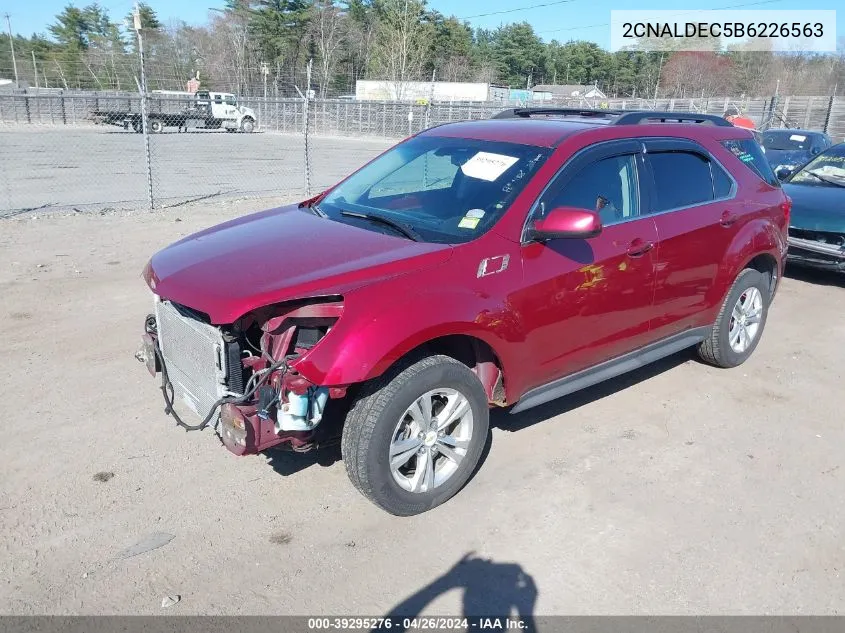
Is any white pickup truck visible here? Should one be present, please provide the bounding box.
[195,91,257,133]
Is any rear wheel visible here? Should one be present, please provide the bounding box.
[698,268,769,368]
[150,119,164,133]
[341,355,489,516]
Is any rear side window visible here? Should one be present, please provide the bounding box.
[712,161,734,198]
[648,151,714,211]
[721,139,780,187]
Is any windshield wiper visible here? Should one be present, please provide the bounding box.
[304,202,327,217]
[805,170,845,188]
[340,209,421,241]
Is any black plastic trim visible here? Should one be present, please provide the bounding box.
[510,327,711,414]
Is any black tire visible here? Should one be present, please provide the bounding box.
[698,268,770,368]
[341,355,489,516]
[150,119,163,133]
[240,117,255,133]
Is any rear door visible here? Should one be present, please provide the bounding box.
[513,140,659,389]
[643,138,744,340]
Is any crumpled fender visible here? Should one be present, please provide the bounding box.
[292,285,524,399]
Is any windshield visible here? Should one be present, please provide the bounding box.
[762,131,817,151]
[789,145,845,187]
[318,136,551,244]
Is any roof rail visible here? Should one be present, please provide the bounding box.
[614,111,733,127]
[492,107,623,120]
[491,107,734,128]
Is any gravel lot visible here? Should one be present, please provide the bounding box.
[1,199,844,616]
[0,126,393,214]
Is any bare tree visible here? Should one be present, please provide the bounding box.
[371,0,432,100]
[312,0,346,98]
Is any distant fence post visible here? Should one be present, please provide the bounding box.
[823,96,834,133]
[60,94,66,125]
[24,95,31,124]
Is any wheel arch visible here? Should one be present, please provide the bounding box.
[297,321,517,407]
[379,333,509,406]
[708,218,784,319]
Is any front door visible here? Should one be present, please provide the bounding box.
[512,140,658,392]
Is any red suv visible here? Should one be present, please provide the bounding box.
[138,108,791,516]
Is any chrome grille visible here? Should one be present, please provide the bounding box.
[155,299,228,419]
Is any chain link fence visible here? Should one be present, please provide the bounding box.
[1,90,844,217]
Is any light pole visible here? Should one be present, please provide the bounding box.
[4,13,19,89]
[134,2,154,210]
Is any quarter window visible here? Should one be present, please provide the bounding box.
[542,154,640,226]
[648,151,714,211]
[721,139,780,187]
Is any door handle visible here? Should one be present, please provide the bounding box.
[626,238,654,258]
[720,210,738,227]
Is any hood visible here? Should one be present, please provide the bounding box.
[766,148,812,169]
[144,204,453,323]
[782,182,845,233]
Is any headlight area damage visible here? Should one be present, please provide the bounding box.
[787,229,845,271]
[136,297,346,456]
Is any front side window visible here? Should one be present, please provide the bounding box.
[538,154,640,226]
[318,136,550,244]
[648,151,714,211]
[224,95,237,106]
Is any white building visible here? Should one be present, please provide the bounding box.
[355,80,509,103]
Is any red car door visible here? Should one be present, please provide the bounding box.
[643,139,745,340]
[512,140,659,392]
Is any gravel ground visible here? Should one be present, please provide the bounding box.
[1,201,844,616]
[0,126,393,214]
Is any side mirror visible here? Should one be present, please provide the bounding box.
[526,206,602,242]
[776,167,794,181]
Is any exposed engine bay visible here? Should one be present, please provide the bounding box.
[136,296,347,456]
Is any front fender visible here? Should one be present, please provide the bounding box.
[292,287,523,392]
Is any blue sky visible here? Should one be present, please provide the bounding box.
[4,0,843,49]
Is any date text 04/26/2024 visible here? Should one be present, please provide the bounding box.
[306,617,530,631]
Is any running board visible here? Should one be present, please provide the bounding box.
[510,327,711,414]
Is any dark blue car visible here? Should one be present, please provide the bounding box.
[762,129,833,174]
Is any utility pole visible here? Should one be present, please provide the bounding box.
[303,58,313,196]
[4,14,19,89]
[32,51,37,89]
[133,2,154,210]
[261,61,268,127]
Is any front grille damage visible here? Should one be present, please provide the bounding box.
[788,228,845,270]
[139,297,345,455]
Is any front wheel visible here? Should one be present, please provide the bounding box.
[698,268,770,368]
[240,117,255,133]
[341,355,489,516]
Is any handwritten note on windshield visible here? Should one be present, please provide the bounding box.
[460,152,519,182]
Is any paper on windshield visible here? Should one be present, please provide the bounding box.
[460,152,519,181]
[789,134,807,142]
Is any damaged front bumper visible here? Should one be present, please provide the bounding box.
[136,299,347,456]
[787,233,845,272]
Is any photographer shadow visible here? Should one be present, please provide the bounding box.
[378,553,538,632]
